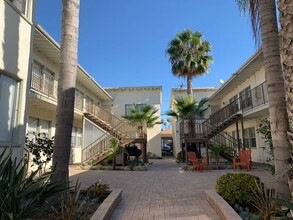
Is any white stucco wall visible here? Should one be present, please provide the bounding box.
[106,87,162,157]
[207,61,269,163]
[0,0,35,161]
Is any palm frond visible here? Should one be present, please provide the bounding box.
[235,0,261,47]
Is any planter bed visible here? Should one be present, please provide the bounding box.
[206,190,241,220]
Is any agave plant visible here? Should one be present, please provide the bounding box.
[0,147,68,219]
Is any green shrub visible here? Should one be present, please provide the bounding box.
[216,173,260,205]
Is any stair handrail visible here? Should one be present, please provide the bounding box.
[202,119,240,144]
[82,121,126,164]
[205,81,268,127]
[204,98,240,128]
[82,132,109,164]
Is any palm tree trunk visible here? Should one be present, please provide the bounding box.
[187,73,193,96]
[258,0,290,198]
[52,0,80,185]
[278,0,293,199]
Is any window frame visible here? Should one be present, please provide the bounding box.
[0,73,19,143]
[125,104,146,117]
[243,127,256,148]
[239,86,252,109]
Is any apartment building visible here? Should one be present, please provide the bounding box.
[106,86,162,157]
[28,24,115,165]
[26,24,163,166]
[0,0,35,160]
[170,49,270,163]
[205,50,270,163]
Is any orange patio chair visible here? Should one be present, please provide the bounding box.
[187,151,208,172]
[233,149,251,171]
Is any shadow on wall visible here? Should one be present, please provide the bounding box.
[147,132,163,158]
[0,2,23,162]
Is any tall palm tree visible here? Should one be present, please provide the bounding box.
[236,0,290,198]
[166,30,213,96]
[52,0,80,186]
[123,104,161,162]
[278,0,293,198]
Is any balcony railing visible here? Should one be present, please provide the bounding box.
[30,64,57,99]
[206,81,268,127]
[178,82,267,154]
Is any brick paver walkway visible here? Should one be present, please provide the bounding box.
[69,157,274,220]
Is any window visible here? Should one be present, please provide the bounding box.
[243,127,256,148]
[84,96,94,113]
[27,117,51,139]
[71,127,82,147]
[239,86,252,109]
[232,131,237,139]
[229,95,238,103]
[9,0,27,14]
[0,74,18,142]
[229,95,239,113]
[74,89,84,110]
[31,62,55,97]
[125,104,146,117]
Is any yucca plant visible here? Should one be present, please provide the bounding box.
[0,147,68,219]
[108,138,120,170]
[57,180,85,220]
[251,180,281,220]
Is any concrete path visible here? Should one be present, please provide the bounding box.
[69,157,274,220]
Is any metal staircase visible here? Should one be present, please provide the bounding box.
[82,103,140,165]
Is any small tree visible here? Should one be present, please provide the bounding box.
[256,118,275,175]
[25,133,54,174]
[123,104,161,163]
[108,138,120,170]
[210,145,231,169]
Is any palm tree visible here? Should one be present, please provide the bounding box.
[166,96,208,161]
[278,2,293,194]
[52,0,80,186]
[123,104,161,162]
[236,0,290,198]
[166,29,213,96]
[166,96,208,120]
[108,138,120,170]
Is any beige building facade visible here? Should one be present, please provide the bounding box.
[28,25,113,166]
[206,50,270,163]
[170,88,217,157]
[0,0,35,160]
[106,86,163,157]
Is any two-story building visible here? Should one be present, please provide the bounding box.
[170,49,270,163]
[205,49,270,163]
[26,25,162,167]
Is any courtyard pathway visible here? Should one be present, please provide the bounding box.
[69,157,274,220]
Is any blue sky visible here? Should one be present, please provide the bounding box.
[36,0,256,122]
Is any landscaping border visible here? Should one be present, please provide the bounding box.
[90,189,122,220]
[205,190,241,220]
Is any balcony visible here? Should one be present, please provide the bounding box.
[30,64,57,99]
